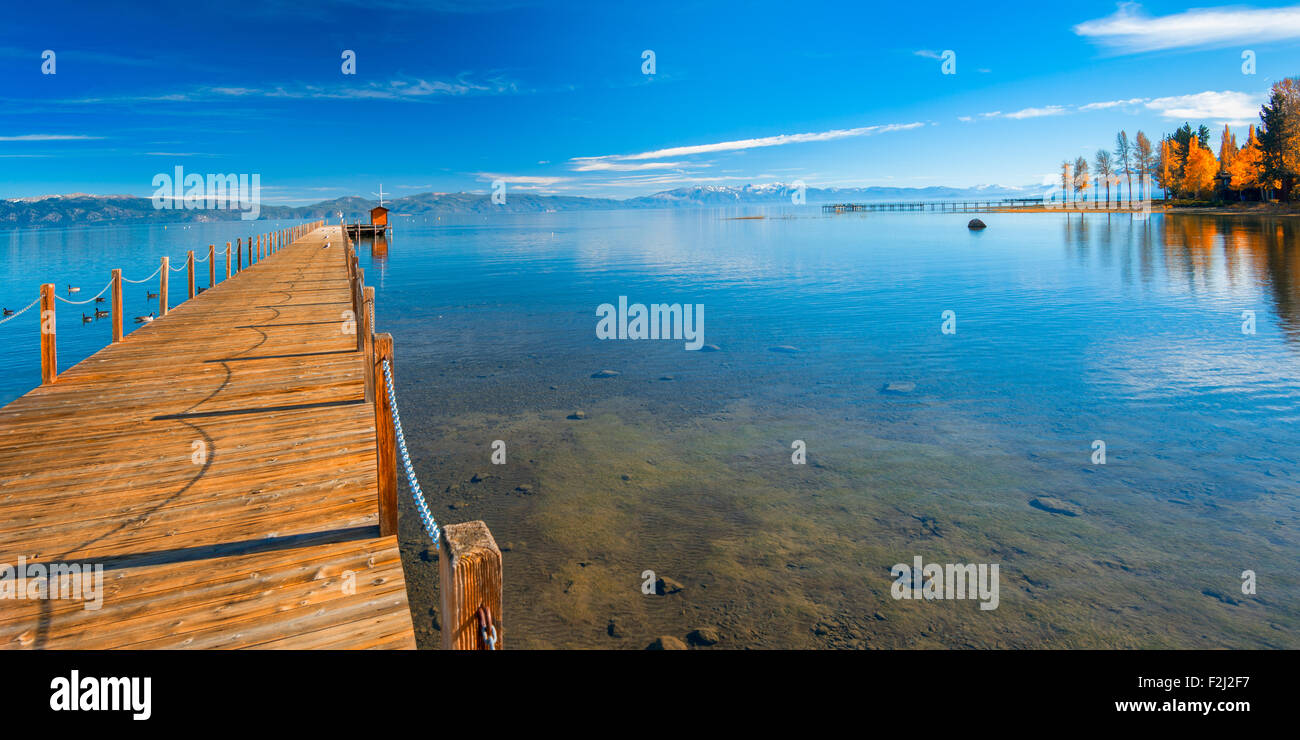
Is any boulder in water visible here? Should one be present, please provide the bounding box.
[968,218,987,230]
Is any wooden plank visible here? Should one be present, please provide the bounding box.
[0,224,415,650]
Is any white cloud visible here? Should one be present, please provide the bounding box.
[571,122,924,167]
[1004,105,1067,119]
[1145,90,1264,124]
[474,173,569,187]
[570,160,695,172]
[0,134,103,141]
[1074,2,1300,53]
[913,49,943,59]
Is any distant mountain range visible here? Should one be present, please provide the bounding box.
[1,183,1044,228]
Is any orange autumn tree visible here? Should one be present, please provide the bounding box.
[1182,138,1219,198]
[1156,138,1183,199]
[1219,124,1237,174]
[1229,124,1266,199]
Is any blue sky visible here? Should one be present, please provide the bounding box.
[3,0,1299,202]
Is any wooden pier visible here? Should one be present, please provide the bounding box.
[822,198,1046,213]
[0,223,502,650]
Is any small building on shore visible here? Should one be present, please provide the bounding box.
[370,205,389,227]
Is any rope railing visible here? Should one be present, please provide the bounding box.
[52,278,113,306]
[0,295,41,326]
[380,358,441,548]
[120,265,163,284]
[1,220,325,384]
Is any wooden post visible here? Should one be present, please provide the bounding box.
[159,256,169,316]
[225,243,232,279]
[355,267,365,351]
[209,245,216,287]
[372,333,399,537]
[440,521,504,650]
[110,269,122,343]
[39,283,56,384]
[237,238,242,272]
[247,236,252,267]
[187,250,195,299]
[361,286,374,403]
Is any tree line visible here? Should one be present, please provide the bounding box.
[1060,77,1300,206]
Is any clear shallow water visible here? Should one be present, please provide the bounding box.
[3,210,1298,648]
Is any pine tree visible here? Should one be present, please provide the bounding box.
[1258,77,1300,201]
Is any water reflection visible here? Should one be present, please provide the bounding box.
[1064,213,1300,342]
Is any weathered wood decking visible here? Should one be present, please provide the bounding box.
[0,226,416,649]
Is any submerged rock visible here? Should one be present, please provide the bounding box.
[1029,496,1083,516]
[515,484,534,494]
[470,472,487,483]
[881,381,916,394]
[687,628,720,646]
[647,635,688,650]
[591,369,620,378]
[567,410,586,420]
[655,576,684,595]
[968,218,987,229]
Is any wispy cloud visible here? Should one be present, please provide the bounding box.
[571,122,924,168]
[913,49,944,59]
[60,74,522,106]
[1074,2,1300,53]
[0,134,103,141]
[1145,90,1263,124]
[1004,105,1068,120]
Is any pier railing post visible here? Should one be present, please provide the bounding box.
[247,236,252,268]
[361,286,375,403]
[40,283,56,384]
[440,521,504,650]
[226,243,232,279]
[160,256,169,316]
[372,333,399,537]
[111,269,122,343]
[187,250,195,299]
[355,267,365,351]
[209,245,215,288]
[237,238,242,272]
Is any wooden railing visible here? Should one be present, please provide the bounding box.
[339,220,505,650]
[27,221,325,385]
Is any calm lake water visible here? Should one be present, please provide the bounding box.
[3,210,1298,648]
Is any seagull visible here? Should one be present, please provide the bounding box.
[134,313,155,323]
[67,285,80,294]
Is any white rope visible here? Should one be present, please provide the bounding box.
[194,252,211,263]
[121,265,163,284]
[53,278,113,306]
[169,261,187,272]
[0,295,41,326]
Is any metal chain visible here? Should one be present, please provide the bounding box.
[53,278,114,306]
[381,359,441,548]
[0,295,41,327]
